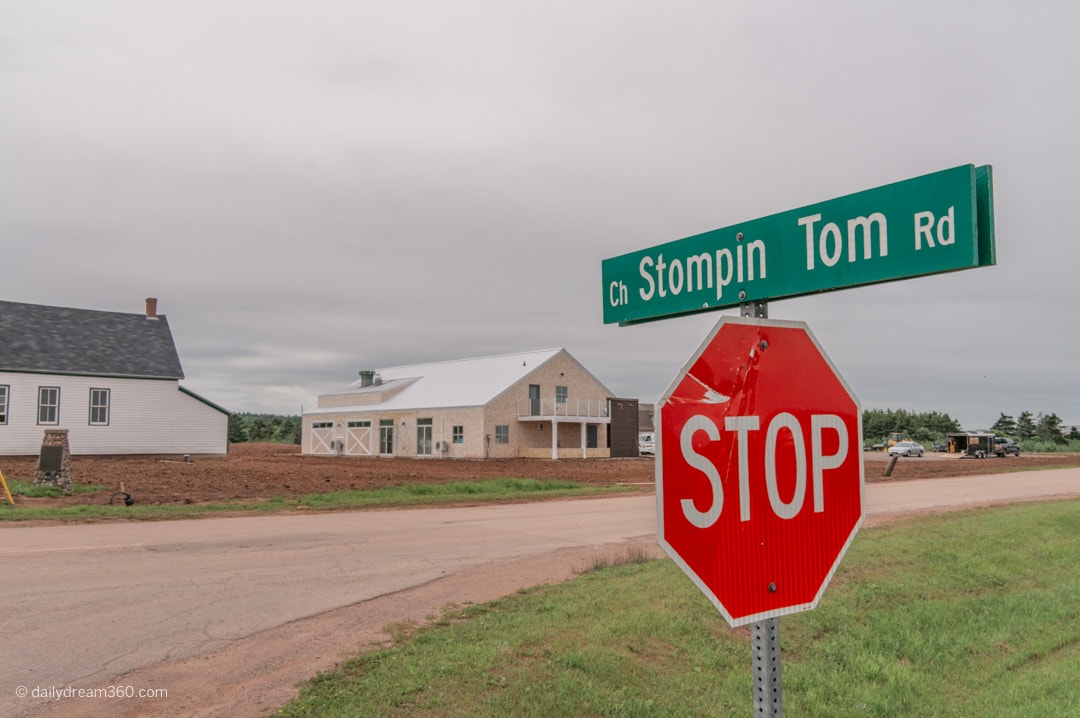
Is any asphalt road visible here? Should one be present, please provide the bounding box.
[2,467,1079,718]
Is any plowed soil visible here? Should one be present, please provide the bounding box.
[5,443,1079,509]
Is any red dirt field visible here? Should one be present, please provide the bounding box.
[3,443,1079,509]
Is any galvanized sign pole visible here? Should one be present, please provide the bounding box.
[752,618,783,717]
[741,299,783,717]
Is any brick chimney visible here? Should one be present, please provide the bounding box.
[145,297,158,319]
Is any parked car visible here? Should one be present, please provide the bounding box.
[931,441,948,452]
[994,437,1021,457]
[888,441,925,457]
[638,432,655,456]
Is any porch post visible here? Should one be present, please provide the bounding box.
[551,415,558,460]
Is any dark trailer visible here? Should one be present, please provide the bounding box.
[946,432,995,458]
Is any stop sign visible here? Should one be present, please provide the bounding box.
[657,316,863,627]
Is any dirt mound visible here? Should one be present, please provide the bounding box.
[3,443,1078,508]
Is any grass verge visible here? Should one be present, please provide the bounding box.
[3,478,107,498]
[0,478,635,523]
[275,499,1080,717]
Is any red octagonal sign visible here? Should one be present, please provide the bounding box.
[657,316,863,627]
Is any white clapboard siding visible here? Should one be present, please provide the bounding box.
[0,372,227,455]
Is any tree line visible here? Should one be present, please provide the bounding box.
[987,411,1080,444]
[226,409,1079,450]
[863,408,1080,447]
[228,413,301,444]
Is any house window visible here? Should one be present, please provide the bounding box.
[312,421,333,429]
[347,420,371,428]
[556,386,568,404]
[379,419,394,455]
[89,388,110,426]
[495,425,509,444]
[417,418,433,456]
[38,387,60,425]
[452,426,464,444]
[0,385,8,425]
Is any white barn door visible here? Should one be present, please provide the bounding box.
[310,423,334,455]
[345,421,373,455]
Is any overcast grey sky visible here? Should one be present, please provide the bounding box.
[3,1,1078,430]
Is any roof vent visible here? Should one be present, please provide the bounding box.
[358,370,376,387]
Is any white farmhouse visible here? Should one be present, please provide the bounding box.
[303,348,640,459]
[0,298,228,456]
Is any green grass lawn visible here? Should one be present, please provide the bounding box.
[0,478,636,522]
[275,499,1080,717]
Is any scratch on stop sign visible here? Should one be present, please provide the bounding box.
[690,380,730,404]
[683,333,769,407]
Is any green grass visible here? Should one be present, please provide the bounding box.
[0,478,634,522]
[275,499,1080,717]
[2,478,106,498]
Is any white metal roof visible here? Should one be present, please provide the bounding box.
[307,348,571,414]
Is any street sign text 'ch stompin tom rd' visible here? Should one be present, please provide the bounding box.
[602,164,994,325]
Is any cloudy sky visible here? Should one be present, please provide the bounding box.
[3,1,1078,430]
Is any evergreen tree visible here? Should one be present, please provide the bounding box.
[250,417,268,442]
[1035,412,1065,444]
[1015,411,1037,440]
[227,413,249,443]
[990,412,1017,436]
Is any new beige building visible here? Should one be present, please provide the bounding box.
[302,348,638,459]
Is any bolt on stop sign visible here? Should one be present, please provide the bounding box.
[657,316,864,627]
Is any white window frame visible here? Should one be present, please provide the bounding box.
[38,387,60,425]
[379,419,394,455]
[0,385,8,425]
[495,425,509,444]
[417,418,433,456]
[89,388,110,426]
[452,425,464,444]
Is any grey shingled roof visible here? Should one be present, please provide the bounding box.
[0,300,185,379]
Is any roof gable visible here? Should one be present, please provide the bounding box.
[317,349,565,412]
[0,300,185,379]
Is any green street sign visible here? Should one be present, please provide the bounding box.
[602,164,995,325]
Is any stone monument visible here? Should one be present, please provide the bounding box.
[35,429,73,493]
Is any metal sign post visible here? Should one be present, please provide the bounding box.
[744,299,783,717]
[753,617,783,716]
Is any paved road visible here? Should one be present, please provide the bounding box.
[2,467,1078,717]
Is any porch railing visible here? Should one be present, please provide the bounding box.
[517,398,610,419]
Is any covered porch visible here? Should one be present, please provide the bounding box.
[517,398,611,459]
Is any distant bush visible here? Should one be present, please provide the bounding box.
[1020,439,1080,453]
[229,413,301,444]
